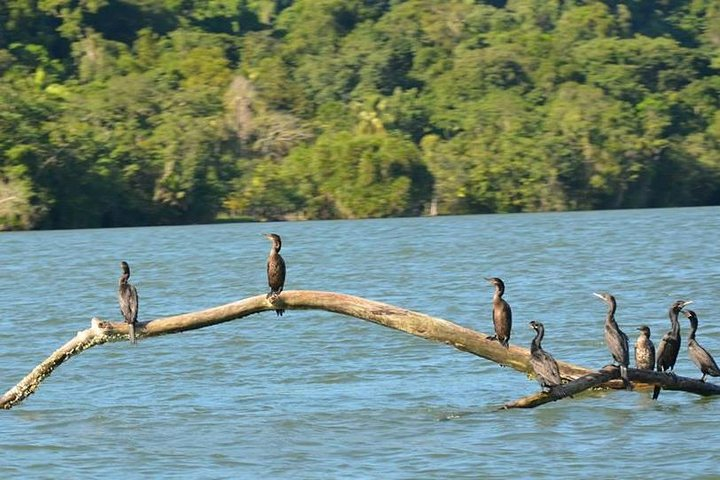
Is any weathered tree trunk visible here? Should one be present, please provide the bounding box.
[2,290,718,410]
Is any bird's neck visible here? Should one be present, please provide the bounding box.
[531,329,543,353]
[494,285,504,298]
[669,310,681,336]
[606,301,616,317]
[688,323,697,341]
[605,312,618,327]
[119,273,129,286]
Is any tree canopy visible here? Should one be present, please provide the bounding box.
[1,0,719,229]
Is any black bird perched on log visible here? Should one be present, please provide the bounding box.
[593,292,630,389]
[634,325,655,371]
[684,310,720,382]
[485,277,512,348]
[264,233,286,317]
[118,261,139,344]
[528,321,561,392]
[653,299,693,400]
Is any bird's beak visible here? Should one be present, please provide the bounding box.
[592,292,604,299]
[682,300,693,307]
[484,277,493,283]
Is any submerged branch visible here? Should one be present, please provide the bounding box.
[627,369,720,396]
[503,366,720,409]
[2,290,718,410]
[504,366,621,409]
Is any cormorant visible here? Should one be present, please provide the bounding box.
[485,277,512,348]
[653,299,693,400]
[528,321,562,392]
[118,261,139,344]
[634,325,655,371]
[684,310,720,382]
[593,292,630,389]
[264,233,286,317]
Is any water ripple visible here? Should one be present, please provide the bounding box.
[2,207,720,478]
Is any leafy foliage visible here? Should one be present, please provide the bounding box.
[0,0,718,229]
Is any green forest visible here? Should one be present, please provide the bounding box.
[1,0,719,230]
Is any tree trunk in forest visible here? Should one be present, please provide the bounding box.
[2,290,719,410]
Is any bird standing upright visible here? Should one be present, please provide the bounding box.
[528,321,562,392]
[634,325,655,371]
[264,233,286,316]
[653,299,693,400]
[486,277,512,348]
[593,292,630,389]
[118,261,139,344]
[684,310,720,382]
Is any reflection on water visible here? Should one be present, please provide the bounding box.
[1,207,720,478]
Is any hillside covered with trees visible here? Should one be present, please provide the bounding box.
[1,0,719,230]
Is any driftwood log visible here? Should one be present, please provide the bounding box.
[2,290,719,410]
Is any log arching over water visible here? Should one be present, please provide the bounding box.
[2,290,719,410]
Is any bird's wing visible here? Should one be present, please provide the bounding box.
[531,351,561,386]
[691,342,720,374]
[267,254,287,292]
[503,301,512,325]
[605,325,629,364]
[655,332,672,368]
[278,255,286,284]
[545,353,562,385]
[129,285,139,322]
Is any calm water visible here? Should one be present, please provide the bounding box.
[1,208,719,479]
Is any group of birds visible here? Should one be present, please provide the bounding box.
[116,233,286,343]
[485,277,720,398]
[118,234,716,399]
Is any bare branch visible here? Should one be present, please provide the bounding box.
[503,366,720,409]
[503,366,620,409]
[2,290,718,410]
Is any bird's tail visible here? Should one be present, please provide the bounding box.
[652,384,661,400]
[652,363,663,399]
[620,365,631,390]
[128,322,136,344]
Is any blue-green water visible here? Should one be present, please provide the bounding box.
[2,207,719,479]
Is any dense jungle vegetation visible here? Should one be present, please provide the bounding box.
[1,0,719,230]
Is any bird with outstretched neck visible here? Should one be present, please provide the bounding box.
[634,325,655,371]
[118,261,139,344]
[593,292,631,389]
[485,277,512,348]
[528,321,562,393]
[264,233,286,317]
[653,299,693,400]
[684,310,720,383]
